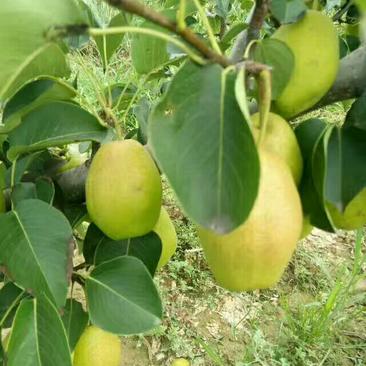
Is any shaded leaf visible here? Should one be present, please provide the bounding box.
[344,94,366,131]
[149,62,260,233]
[7,295,72,366]
[253,39,295,100]
[0,199,72,307]
[0,283,25,328]
[1,77,76,134]
[86,256,162,335]
[61,299,89,351]
[0,0,85,100]
[7,101,107,160]
[270,0,307,24]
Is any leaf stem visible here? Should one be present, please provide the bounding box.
[89,27,206,65]
[257,69,272,146]
[177,0,187,31]
[192,0,222,54]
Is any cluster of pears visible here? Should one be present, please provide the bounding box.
[198,10,344,292]
[86,139,177,270]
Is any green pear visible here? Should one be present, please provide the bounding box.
[251,112,303,185]
[198,151,303,291]
[273,10,339,118]
[154,207,178,270]
[326,188,366,230]
[73,326,121,366]
[86,140,162,240]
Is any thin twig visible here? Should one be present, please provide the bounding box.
[333,0,354,22]
[104,0,231,67]
[230,0,271,62]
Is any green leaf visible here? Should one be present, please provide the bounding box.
[84,224,162,275]
[104,83,138,112]
[253,39,295,100]
[86,256,162,335]
[61,299,89,351]
[0,283,25,328]
[35,178,55,204]
[1,77,76,134]
[7,295,72,366]
[325,126,366,210]
[344,94,366,131]
[0,199,73,307]
[149,62,260,233]
[295,119,334,232]
[0,0,85,101]
[7,101,108,160]
[220,23,247,51]
[131,20,170,74]
[94,12,128,68]
[11,183,38,206]
[63,204,88,229]
[270,0,307,24]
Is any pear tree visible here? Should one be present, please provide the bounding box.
[0,0,365,364]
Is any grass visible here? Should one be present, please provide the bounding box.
[67,1,366,364]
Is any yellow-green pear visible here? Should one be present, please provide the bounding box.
[171,358,190,366]
[198,151,303,291]
[273,10,339,118]
[326,188,366,230]
[73,326,121,366]
[153,207,178,270]
[251,112,303,185]
[86,140,162,240]
[300,215,313,239]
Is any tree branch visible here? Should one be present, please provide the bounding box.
[104,0,231,67]
[230,0,271,63]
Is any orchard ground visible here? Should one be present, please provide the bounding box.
[64,2,366,364]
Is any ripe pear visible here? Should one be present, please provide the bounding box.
[198,151,303,291]
[73,326,121,366]
[153,207,178,270]
[273,10,339,118]
[86,140,162,240]
[326,188,366,230]
[251,112,303,185]
[171,358,190,366]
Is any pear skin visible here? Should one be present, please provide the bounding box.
[251,112,303,185]
[273,10,339,118]
[86,140,162,240]
[326,188,366,230]
[198,151,303,291]
[73,326,121,366]
[154,207,178,270]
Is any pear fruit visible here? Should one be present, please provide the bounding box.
[273,10,339,118]
[198,151,302,291]
[171,359,190,366]
[86,140,162,240]
[251,112,303,185]
[153,207,178,270]
[326,188,366,230]
[73,326,121,366]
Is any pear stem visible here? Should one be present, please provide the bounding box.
[257,69,272,147]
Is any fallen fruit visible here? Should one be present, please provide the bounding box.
[73,325,121,366]
[326,188,366,230]
[154,206,178,270]
[251,112,303,185]
[198,150,302,291]
[86,140,162,240]
[171,358,190,366]
[273,10,339,118]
